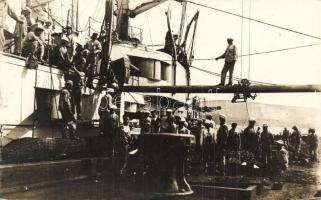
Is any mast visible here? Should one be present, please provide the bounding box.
[76,0,79,31]
[98,0,114,87]
[115,0,130,40]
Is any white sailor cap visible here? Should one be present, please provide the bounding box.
[178,107,185,112]
[166,109,173,113]
[249,117,256,122]
[219,114,226,119]
[110,105,117,109]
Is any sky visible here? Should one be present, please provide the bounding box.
[7,0,321,108]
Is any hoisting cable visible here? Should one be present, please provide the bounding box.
[185,0,321,41]
[240,0,244,79]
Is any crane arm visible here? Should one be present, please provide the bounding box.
[129,0,183,17]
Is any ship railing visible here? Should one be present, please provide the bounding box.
[128,26,143,42]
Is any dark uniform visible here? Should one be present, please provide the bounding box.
[259,126,274,167]
[291,126,301,156]
[98,92,113,134]
[227,126,240,152]
[308,129,318,161]
[216,123,228,162]
[58,82,76,138]
[243,119,257,155]
[282,128,290,147]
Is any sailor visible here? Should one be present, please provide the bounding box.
[58,80,75,139]
[205,114,216,129]
[150,110,160,133]
[98,88,114,134]
[68,29,79,59]
[71,47,86,120]
[259,124,274,167]
[177,117,190,134]
[202,119,215,173]
[291,126,301,157]
[242,117,258,154]
[215,37,238,86]
[118,115,132,175]
[13,7,31,55]
[43,20,53,46]
[0,0,24,51]
[256,127,261,136]
[282,127,290,147]
[103,104,120,147]
[21,25,45,64]
[275,140,289,175]
[308,128,318,162]
[216,114,228,162]
[227,122,240,152]
[165,115,177,133]
[140,110,151,134]
[160,109,173,132]
[57,35,71,72]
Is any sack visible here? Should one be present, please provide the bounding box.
[25,54,38,69]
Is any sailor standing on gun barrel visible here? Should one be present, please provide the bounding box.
[215,37,238,86]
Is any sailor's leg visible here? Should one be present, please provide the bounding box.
[220,62,229,85]
[0,28,5,51]
[228,61,236,85]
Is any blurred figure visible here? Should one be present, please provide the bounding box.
[202,119,215,173]
[291,126,301,157]
[140,110,151,134]
[177,117,190,134]
[216,114,228,163]
[259,124,274,167]
[104,105,120,147]
[58,80,77,139]
[0,0,24,51]
[256,127,261,136]
[160,109,173,132]
[98,89,114,134]
[150,110,160,133]
[242,118,257,155]
[85,33,102,88]
[13,7,31,55]
[282,128,290,148]
[57,36,71,73]
[166,115,177,133]
[71,46,85,119]
[227,122,240,152]
[21,25,45,65]
[275,140,289,175]
[43,19,53,61]
[308,128,318,162]
[119,115,132,175]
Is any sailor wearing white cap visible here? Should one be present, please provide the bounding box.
[215,37,238,86]
[243,116,258,154]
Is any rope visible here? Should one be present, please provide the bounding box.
[90,16,103,24]
[186,0,321,41]
[240,0,244,79]
[248,0,252,80]
[190,43,321,61]
[190,65,276,85]
[146,15,154,46]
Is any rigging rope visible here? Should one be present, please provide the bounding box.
[190,43,321,61]
[240,0,244,79]
[190,65,276,86]
[248,0,252,80]
[146,15,154,46]
[186,0,321,41]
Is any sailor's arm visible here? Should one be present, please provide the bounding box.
[7,5,24,23]
[215,51,226,61]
